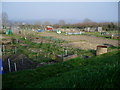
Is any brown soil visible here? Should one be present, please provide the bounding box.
[39,31,119,50]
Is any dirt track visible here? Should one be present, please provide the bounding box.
[39,31,119,50]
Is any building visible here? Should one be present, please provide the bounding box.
[45,26,53,31]
[98,27,102,32]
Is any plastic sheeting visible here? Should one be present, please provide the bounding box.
[38,29,42,32]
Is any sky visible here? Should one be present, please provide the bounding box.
[2,2,118,23]
[1,0,119,2]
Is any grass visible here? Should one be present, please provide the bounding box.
[83,31,119,40]
[2,50,120,88]
[7,33,95,63]
[108,46,120,51]
[2,32,119,88]
[40,36,65,43]
[3,33,71,63]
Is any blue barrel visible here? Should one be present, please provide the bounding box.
[0,58,4,74]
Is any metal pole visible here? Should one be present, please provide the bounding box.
[17,39,19,43]
[2,45,5,52]
[14,63,17,72]
[65,50,67,56]
[8,58,11,72]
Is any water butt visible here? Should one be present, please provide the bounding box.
[96,45,107,55]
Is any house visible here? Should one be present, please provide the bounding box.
[84,27,97,32]
[84,27,90,32]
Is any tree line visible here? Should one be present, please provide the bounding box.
[53,22,118,31]
[2,12,118,31]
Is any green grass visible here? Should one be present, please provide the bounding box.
[40,36,65,43]
[83,31,119,40]
[107,46,120,52]
[3,50,120,88]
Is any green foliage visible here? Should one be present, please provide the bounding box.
[53,22,118,31]
[19,37,26,40]
[84,31,119,40]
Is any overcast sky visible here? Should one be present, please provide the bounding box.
[2,2,118,23]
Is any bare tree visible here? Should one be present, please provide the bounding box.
[58,20,66,25]
[83,18,93,23]
[0,13,2,29]
[34,21,41,25]
[43,21,51,25]
[2,12,9,26]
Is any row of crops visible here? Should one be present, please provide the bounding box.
[2,32,96,64]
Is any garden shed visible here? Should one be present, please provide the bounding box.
[46,26,53,31]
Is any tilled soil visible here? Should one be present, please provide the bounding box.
[2,54,57,73]
[39,32,119,50]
